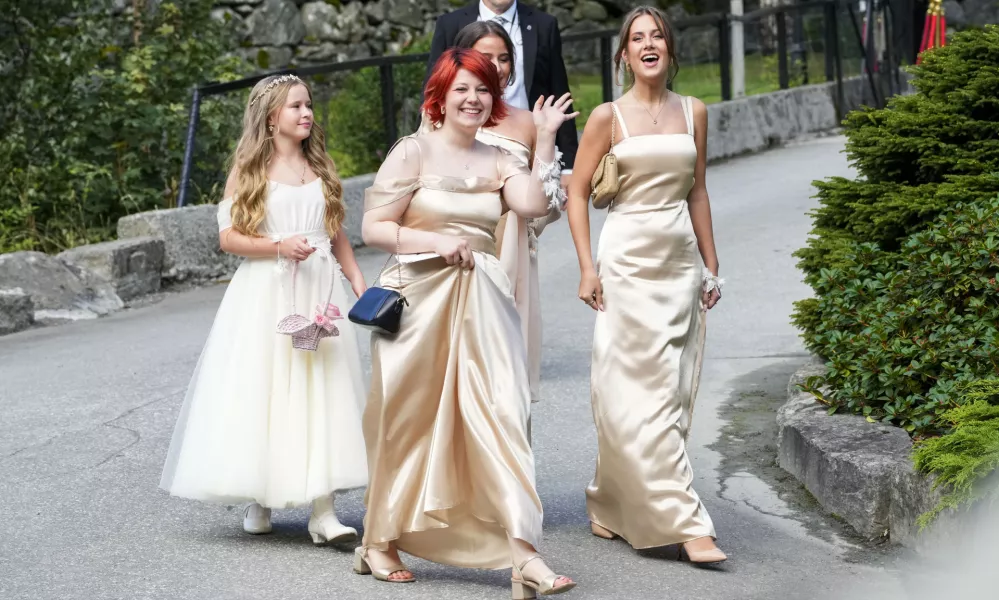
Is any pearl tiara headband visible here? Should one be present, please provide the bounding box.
[249,74,303,107]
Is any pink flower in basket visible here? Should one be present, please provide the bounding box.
[314,303,343,331]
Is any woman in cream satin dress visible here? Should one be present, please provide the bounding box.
[566,7,727,565]
[356,48,579,596]
[453,20,564,408]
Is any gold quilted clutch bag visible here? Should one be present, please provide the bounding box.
[590,106,619,210]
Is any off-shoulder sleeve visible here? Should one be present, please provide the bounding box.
[496,146,531,182]
[363,177,421,212]
[364,136,423,212]
[217,198,234,232]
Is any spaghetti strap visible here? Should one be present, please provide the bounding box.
[388,135,425,176]
[610,102,630,139]
[680,95,694,136]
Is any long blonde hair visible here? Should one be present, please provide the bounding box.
[227,75,345,239]
[614,6,680,88]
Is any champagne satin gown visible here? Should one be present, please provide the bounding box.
[361,136,543,569]
[476,128,561,406]
[586,96,716,549]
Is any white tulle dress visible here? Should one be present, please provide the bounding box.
[159,179,368,509]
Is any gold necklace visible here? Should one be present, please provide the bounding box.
[639,90,668,125]
[444,142,473,170]
[280,155,307,184]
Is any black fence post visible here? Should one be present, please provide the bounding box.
[379,64,397,153]
[833,2,844,121]
[883,0,897,97]
[792,2,808,85]
[600,35,614,103]
[846,1,882,107]
[718,15,732,102]
[824,2,836,81]
[177,87,202,208]
[777,11,789,89]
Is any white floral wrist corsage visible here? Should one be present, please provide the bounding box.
[534,147,566,212]
[702,268,724,294]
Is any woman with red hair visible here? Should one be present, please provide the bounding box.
[355,48,578,597]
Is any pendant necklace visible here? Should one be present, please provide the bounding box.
[282,156,307,184]
[640,90,668,125]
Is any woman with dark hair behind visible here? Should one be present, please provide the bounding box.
[451,20,564,414]
[356,48,579,597]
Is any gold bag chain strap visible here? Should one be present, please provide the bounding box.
[373,222,404,289]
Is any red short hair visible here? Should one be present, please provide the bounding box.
[423,48,508,128]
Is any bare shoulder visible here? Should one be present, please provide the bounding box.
[509,106,535,129]
[377,136,421,179]
[509,107,536,145]
[687,95,708,118]
[583,102,614,133]
[223,168,238,199]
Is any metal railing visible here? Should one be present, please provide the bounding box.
[177,0,906,207]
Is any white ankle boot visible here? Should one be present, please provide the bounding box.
[243,503,272,534]
[308,495,357,545]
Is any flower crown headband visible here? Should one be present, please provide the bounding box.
[249,74,303,107]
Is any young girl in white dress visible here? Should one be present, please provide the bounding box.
[160,74,369,545]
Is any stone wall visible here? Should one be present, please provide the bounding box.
[210,0,720,72]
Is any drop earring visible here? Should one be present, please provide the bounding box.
[268,124,274,133]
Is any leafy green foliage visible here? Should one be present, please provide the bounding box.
[792,26,999,520]
[913,379,999,526]
[796,197,999,436]
[325,36,432,178]
[793,27,999,439]
[795,26,999,281]
[0,0,246,253]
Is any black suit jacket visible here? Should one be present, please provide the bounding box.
[426,1,578,169]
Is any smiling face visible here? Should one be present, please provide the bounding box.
[623,14,670,81]
[442,68,493,130]
[472,34,513,91]
[270,83,313,141]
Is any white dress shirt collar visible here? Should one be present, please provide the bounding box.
[478,1,518,23]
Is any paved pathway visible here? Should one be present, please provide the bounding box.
[1,135,916,599]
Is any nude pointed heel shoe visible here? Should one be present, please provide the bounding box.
[679,542,727,567]
[353,547,416,583]
[510,556,576,598]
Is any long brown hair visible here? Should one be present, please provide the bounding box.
[614,6,680,88]
[227,75,345,239]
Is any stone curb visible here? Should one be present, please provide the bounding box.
[777,357,960,551]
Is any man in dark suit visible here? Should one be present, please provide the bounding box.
[427,1,578,181]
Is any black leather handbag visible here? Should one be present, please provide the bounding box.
[348,284,407,334]
[348,226,408,335]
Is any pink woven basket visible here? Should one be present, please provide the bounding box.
[276,261,342,351]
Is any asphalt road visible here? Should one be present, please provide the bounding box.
[1,135,922,600]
